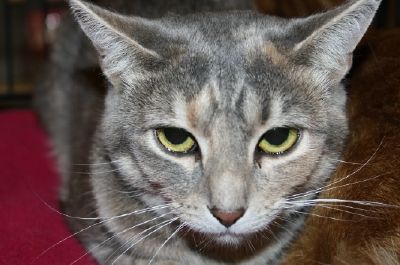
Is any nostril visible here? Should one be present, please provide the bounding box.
[210,208,245,228]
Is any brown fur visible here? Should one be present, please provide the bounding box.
[282,29,400,265]
[263,42,288,66]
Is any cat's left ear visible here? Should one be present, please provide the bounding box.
[292,0,382,81]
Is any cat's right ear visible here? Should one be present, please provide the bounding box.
[69,0,161,87]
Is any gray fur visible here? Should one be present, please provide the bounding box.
[35,0,381,264]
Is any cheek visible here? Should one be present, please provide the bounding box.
[255,165,309,199]
[251,159,318,211]
[256,136,325,195]
[141,132,205,194]
[267,157,318,185]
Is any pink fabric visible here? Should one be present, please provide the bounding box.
[0,110,96,265]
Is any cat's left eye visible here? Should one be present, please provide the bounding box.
[258,127,300,155]
[156,128,197,154]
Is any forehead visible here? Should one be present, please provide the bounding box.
[157,11,293,66]
[125,13,326,131]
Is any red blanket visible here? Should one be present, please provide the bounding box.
[0,110,96,265]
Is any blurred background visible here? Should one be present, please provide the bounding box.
[0,0,399,109]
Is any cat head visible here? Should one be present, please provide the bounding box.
[70,0,381,247]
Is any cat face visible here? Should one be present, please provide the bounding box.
[101,47,346,245]
[70,0,381,248]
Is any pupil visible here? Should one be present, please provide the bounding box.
[163,128,189,145]
[264,128,290,145]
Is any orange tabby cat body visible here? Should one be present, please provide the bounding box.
[283,29,400,265]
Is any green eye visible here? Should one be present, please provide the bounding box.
[156,128,197,153]
[258,127,299,155]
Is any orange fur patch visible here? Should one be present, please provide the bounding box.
[264,42,288,65]
[282,29,400,265]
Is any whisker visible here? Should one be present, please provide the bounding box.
[335,256,352,265]
[289,210,353,222]
[196,232,213,253]
[246,239,256,254]
[111,217,179,265]
[30,201,170,264]
[105,220,172,264]
[327,158,364,165]
[39,195,170,220]
[147,223,185,265]
[198,238,212,253]
[289,139,384,200]
[72,168,122,175]
[72,159,123,167]
[301,203,380,213]
[284,202,380,219]
[288,199,399,208]
[304,172,391,197]
[89,187,147,197]
[70,212,173,265]
[314,205,381,219]
[271,217,296,236]
[259,231,272,242]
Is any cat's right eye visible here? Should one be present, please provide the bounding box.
[156,128,198,154]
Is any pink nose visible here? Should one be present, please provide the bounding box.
[210,208,245,227]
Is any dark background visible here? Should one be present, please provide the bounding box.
[1,0,399,109]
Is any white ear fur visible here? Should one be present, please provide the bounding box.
[294,0,382,78]
[69,0,159,85]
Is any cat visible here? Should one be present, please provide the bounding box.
[34,0,382,264]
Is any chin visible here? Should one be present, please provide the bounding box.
[212,232,247,245]
[187,229,259,248]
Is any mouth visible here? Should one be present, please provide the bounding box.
[180,226,282,262]
[180,228,253,247]
[184,226,273,248]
